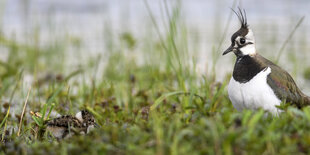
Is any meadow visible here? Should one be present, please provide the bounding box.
[1,1,310,154]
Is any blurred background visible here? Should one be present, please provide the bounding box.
[1,0,310,92]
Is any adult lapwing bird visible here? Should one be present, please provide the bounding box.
[46,110,97,139]
[223,8,310,115]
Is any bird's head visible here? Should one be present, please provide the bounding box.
[75,110,99,130]
[223,8,256,57]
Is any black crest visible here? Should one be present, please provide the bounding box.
[231,7,248,28]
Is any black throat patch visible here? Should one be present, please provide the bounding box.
[233,55,266,83]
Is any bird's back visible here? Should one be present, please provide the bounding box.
[46,115,82,128]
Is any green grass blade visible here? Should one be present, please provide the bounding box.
[0,106,10,128]
[150,91,184,111]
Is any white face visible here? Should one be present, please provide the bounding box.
[236,29,256,56]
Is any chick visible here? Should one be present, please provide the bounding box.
[46,110,97,139]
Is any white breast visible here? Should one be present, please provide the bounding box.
[227,67,282,115]
[46,126,66,139]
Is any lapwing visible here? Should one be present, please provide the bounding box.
[223,8,310,115]
[46,110,97,139]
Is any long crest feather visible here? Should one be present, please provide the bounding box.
[231,7,248,28]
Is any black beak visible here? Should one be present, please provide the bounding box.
[222,46,234,55]
[94,123,100,128]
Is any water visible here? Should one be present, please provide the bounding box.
[2,0,310,93]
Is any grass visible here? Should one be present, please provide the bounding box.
[1,1,310,154]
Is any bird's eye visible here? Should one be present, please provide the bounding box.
[239,38,246,44]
